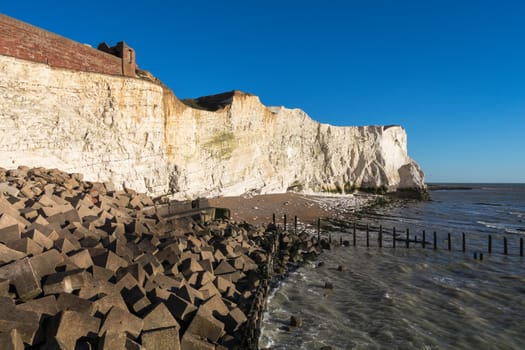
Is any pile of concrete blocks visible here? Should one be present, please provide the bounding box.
[0,166,277,349]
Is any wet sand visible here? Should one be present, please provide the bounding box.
[208,192,376,226]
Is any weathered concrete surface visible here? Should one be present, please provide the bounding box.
[0,166,318,348]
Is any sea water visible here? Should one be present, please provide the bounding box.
[259,184,525,349]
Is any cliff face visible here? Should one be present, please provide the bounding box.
[0,54,426,199]
[0,55,171,195]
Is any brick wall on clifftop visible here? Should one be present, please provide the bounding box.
[0,14,128,76]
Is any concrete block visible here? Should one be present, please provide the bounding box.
[166,294,198,324]
[6,237,44,255]
[0,257,42,301]
[23,229,54,250]
[155,245,181,266]
[93,293,128,316]
[198,281,221,300]
[91,265,115,282]
[77,204,99,220]
[197,271,215,288]
[224,307,247,332]
[45,212,68,228]
[0,278,9,296]
[29,249,64,279]
[180,331,216,350]
[98,331,127,350]
[129,196,143,210]
[218,270,245,283]
[115,263,146,287]
[200,249,215,261]
[142,327,181,350]
[55,310,101,350]
[149,274,184,291]
[137,238,158,255]
[97,332,142,350]
[0,304,40,345]
[68,249,94,269]
[199,294,229,317]
[41,205,63,218]
[63,177,80,190]
[198,258,214,274]
[174,284,204,305]
[214,275,235,294]
[57,293,94,314]
[180,257,204,278]
[37,195,59,208]
[0,243,27,265]
[62,208,81,224]
[20,185,36,199]
[122,285,151,314]
[142,302,180,332]
[213,260,236,275]
[134,251,160,269]
[99,306,144,339]
[186,306,224,342]
[115,272,141,293]
[0,199,30,229]
[0,224,20,243]
[94,251,129,272]
[16,294,59,317]
[0,329,24,350]
[20,207,39,220]
[43,269,90,295]
[0,182,20,197]
[53,237,77,254]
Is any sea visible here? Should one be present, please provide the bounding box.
[259,184,525,349]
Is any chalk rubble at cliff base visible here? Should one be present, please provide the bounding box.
[0,166,322,349]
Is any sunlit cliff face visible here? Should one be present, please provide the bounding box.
[0,55,426,199]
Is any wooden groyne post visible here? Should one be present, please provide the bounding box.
[488,234,492,254]
[366,224,370,248]
[317,218,321,241]
[353,222,356,247]
[393,227,396,248]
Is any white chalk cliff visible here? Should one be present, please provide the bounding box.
[0,54,427,199]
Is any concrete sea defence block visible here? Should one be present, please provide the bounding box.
[0,257,42,301]
[54,310,101,350]
[0,166,323,348]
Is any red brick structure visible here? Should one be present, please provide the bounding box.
[0,13,136,77]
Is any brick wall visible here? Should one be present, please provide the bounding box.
[0,14,124,76]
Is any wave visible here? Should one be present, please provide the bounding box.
[477,221,525,235]
[474,202,503,207]
[477,221,507,230]
[505,228,525,235]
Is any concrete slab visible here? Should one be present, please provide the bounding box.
[142,327,181,350]
[54,310,101,350]
[99,306,144,339]
[0,257,42,301]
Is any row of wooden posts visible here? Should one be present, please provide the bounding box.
[272,214,525,257]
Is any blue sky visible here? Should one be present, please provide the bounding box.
[2,1,524,183]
